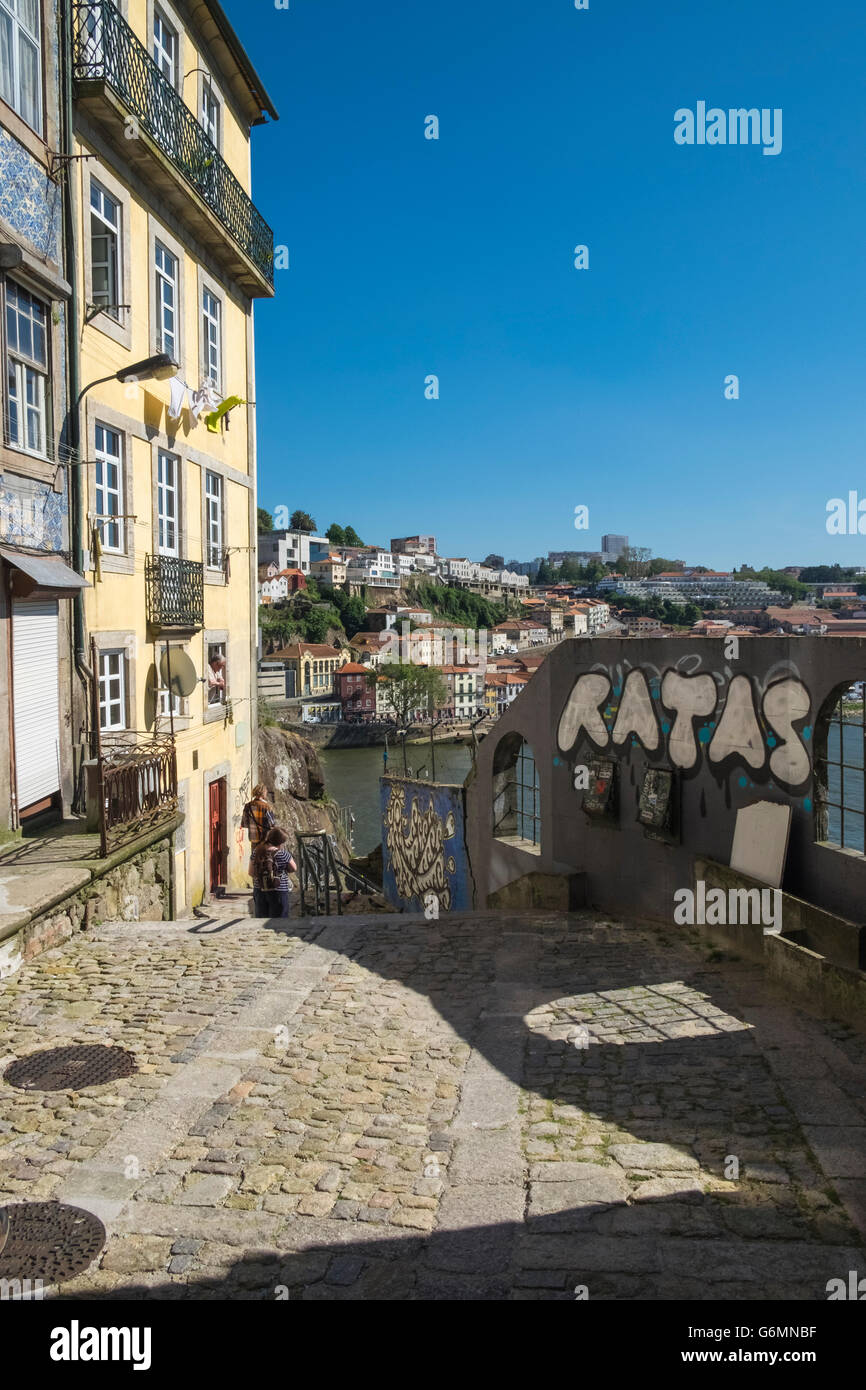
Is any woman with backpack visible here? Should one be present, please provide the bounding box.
[241,784,276,880]
[251,827,297,918]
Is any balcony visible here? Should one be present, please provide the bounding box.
[73,1,274,296]
[96,731,179,856]
[145,553,204,632]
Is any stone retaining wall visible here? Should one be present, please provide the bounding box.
[21,838,172,963]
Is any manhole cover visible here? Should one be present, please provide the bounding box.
[3,1044,138,1091]
[0,1202,105,1284]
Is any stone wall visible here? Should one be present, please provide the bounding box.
[22,838,172,961]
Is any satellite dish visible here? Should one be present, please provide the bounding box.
[159,647,198,698]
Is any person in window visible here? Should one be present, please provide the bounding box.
[240,783,275,879]
[207,652,226,704]
[251,826,296,918]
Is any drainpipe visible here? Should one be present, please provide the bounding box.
[60,2,93,811]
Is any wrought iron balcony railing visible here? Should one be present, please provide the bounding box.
[73,0,274,287]
[146,553,204,630]
[97,731,178,856]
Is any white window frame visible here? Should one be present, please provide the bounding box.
[152,8,177,85]
[94,422,124,552]
[206,639,227,707]
[5,279,49,458]
[157,449,179,556]
[98,650,126,731]
[157,685,180,717]
[201,286,221,390]
[154,240,178,359]
[205,470,223,569]
[0,0,42,133]
[89,180,121,320]
[200,79,219,146]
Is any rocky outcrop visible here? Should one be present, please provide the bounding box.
[255,726,393,913]
[256,725,347,856]
[349,841,383,888]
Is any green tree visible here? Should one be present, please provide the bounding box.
[369,663,448,772]
[735,566,807,601]
[341,595,368,637]
[799,564,853,583]
[257,506,273,533]
[303,609,333,643]
[326,523,346,544]
[343,525,364,546]
[260,612,300,651]
[289,510,317,532]
[580,560,606,588]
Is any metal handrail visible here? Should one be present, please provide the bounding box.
[72,1,274,285]
[297,831,378,916]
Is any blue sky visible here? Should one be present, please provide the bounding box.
[225,0,866,569]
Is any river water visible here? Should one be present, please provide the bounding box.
[320,742,473,854]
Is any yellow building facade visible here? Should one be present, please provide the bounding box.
[70,0,277,907]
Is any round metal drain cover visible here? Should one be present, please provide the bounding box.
[0,1202,105,1284]
[3,1044,138,1091]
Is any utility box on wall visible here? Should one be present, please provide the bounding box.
[582,758,617,822]
[637,766,678,841]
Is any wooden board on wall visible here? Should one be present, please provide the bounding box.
[730,801,792,887]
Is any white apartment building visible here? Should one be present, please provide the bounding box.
[575,601,610,634]
[498,569,530,591]
[564,611,589,637]
[410,553,441,575]
[598,574,784,605]
[260,575,289,604]
[445,558,473,581]
[258,530,331,575]
[346,551,399,588]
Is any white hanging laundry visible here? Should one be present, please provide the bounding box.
[190,382,220,422]
[168,375,188,420]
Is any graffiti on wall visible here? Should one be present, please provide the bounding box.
[232,768,252,865]
[381,778,471,913]
[557,656,812,791]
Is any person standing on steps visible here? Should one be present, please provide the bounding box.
[251,827,297,919]
[241,783,275,881]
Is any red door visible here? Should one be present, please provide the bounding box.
[208,778,227,892]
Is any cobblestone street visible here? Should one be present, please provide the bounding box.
[1,906,865,1300]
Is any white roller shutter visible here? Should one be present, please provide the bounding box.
[12,597,60,810]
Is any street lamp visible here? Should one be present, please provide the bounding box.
[75,352,179,409]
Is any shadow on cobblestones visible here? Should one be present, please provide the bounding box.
[4,911,866,1300]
